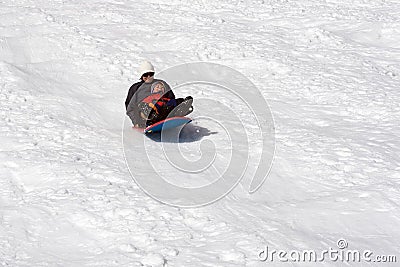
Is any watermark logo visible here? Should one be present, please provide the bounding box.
[258,239,397,263]
[122,62,275,207]
[336,238,348,250]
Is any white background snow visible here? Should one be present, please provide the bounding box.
[1,0,399,266]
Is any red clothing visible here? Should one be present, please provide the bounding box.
[141,94,173,114]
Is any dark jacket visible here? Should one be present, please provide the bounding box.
[125,81,144,110]
[126,79,175,125]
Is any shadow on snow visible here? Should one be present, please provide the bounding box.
[145,123,217,143]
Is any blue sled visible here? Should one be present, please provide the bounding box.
[144,116,192,134]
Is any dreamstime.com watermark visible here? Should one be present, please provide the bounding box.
[122,62,275,207]
[258,239,397,263]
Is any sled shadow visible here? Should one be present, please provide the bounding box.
[145,123,217,143]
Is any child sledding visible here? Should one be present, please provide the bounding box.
[125,61,193,128]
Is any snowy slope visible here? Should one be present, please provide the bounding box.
[1,0,400,266]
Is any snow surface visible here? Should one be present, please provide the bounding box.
[1,0,400,266]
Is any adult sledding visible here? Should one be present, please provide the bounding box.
[125,61,193,133]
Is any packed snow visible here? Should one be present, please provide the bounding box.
[1,0,400,266]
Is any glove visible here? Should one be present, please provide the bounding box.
[138,102,155,118]
[166,99,177,107]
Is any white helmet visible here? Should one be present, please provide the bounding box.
[138,60,155,78]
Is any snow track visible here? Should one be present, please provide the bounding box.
[1,0,400,266]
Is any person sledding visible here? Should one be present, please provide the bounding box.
[126,61,193,128]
